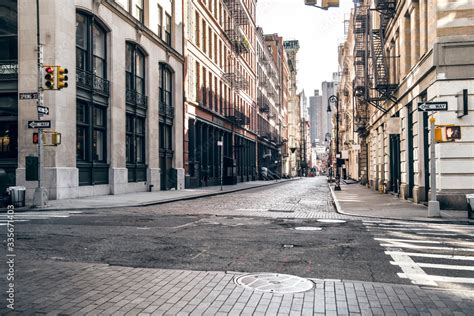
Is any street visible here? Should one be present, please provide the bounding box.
[1,177,474,314]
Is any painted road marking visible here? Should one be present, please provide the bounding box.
[384,251,474,261]
[379,242,474,252]
[375,238,474,247]
[398,273,474,284]
[385,248,437,286]
[390,261,474,271]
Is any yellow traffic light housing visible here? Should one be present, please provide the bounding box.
[321,0,339,9]
[44,66,55,89]
[57,67,69,90]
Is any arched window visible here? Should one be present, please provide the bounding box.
[75,11,110,186]
[126,42,147,182]
[159,64,174,190]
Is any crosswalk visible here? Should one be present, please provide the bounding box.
[363,220,474,290]
[0,210,82,226]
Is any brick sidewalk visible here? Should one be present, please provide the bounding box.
[2,260,473,315]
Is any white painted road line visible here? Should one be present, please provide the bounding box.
[375,238,474,247]
[379,242,474,252]
[385,250,438,286]
[398,273,474,284]
[385,251,474,261]
[390,261,474,271]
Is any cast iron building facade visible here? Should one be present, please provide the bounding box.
[183,0,258,187]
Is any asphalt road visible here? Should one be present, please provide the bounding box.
[2,178,407,285]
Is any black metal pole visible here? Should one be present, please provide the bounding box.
[335,97,341,190]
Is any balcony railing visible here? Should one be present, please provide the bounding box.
[225,26,250,54]
[159,103,174,118]
[76,68,110,97]
[226,108,249,126]
[0,61,18,79]
[126,89,148,108]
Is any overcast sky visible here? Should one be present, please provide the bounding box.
[256,0,353,97]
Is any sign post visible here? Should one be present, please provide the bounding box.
[218,138,224,191]
[418,101,447,217]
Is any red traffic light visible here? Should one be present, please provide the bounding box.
[33,132,39,144]
[44,66,55,89]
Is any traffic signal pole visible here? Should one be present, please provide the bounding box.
[428,115,440,217]
[33,0,47,207]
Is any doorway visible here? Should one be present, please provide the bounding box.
[389,134,401,194]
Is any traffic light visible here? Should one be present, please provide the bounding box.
[57,67,69,90]
[33,132,39,144]
[321,0,339,9]
[44,66,55,89]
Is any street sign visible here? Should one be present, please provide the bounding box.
[37,105,49,115]
[418,101,448,111]
[28,120,51,129]
[217,141,223,146]
[19,92,39,100]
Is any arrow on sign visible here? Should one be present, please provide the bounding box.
[28,120,51,129]
[37,106,49,115]
[418,102,448,111]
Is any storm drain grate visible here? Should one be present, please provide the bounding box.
[234,273,314,294]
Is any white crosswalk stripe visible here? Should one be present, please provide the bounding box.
[364,220,474,290]
[0,211,80,224]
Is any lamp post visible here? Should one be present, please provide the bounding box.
[328,95,341,191]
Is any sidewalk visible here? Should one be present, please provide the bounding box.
[34,179,296,211]
[3,260,473,315]
[330,181,472,222]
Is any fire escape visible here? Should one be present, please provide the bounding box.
[353,4,370,135]
[370,0,397,103]
[353,1,397,134]
[223,0,250,55]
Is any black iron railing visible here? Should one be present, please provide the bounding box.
[76,68,110,96]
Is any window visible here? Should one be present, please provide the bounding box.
[126,42,146,96]
[0,0,18,62]
[157,5,163,38]
[75,11,109,186]
[165,13,172,46]
[133,0,144,23]
[0,94,18,159]
[126,42,147,182]
[75,12,107,80]
[202,20,206,53]
[160,64,173,115]
[195,12,200,47]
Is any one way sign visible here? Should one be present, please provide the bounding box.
[28,120,51,129]
[37,105,49,115]
[418,101,448,111]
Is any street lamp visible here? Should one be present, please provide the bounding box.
[328,95,341,191]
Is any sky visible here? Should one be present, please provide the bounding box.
[256,0,353,98]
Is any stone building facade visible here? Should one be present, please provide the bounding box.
[3,0,185,202]
[337,0,474,209]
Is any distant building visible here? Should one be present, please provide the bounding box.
[309,89,322,147]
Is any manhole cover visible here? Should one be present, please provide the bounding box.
[294,226,323,231]
[234,273,314,293]
[317,219,347,223]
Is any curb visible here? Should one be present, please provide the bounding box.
[10,178,300,212]
[328,183,473,224]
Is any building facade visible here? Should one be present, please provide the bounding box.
[183,0,258,187]
[265,33,290,177]
[284,40,301,177]
[337,0,474,209]
[2,0,185,202]
[255,27,282,178]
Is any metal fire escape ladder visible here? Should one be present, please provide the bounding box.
[223,0,250,55]
[353,5,370,135]
[369,0,398,106]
